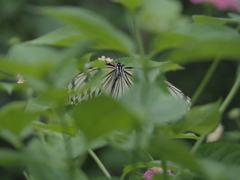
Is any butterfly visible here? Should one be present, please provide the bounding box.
[68,56,190,104]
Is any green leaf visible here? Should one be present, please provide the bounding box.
[113,0,144,11]
[174,133,199,140]
[0,102,39,135]
[28,26,87,46]
[121,84,189,124]
[154,32,195,54]
[199,159,240,180]
[193,15,240,25]
[198,142,240,165]
[40,6,134,53]
[171,39,240,63]
[173,22,239,41]
[173,101,221,135]
[0,130,22,148]
[32,122,77,136]
[0,149,27,165]
[73,96,136,141]
[26,139,69,180]
[25,96,56,112]
[150,136,201,172]
[159,61,184,72]
[0,82,16,94]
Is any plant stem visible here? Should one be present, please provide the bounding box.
[191,57,220,105]
[130,12,144,59]
[144,151,155,161]
[88,149,111,179]
[190,134,206,155]
[162,158,169,180]
[219,68,240,114]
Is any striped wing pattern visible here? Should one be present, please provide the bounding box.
[68,62,133,104]
[68,61,190,104]
[166,81,191,104]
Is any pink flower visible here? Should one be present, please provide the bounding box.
[190,0,239,11]
[143,167,174,180]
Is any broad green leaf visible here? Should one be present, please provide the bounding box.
[173,22,239,41]
[32,122,77,136]
[73,96,136,141]
[28,26,87,46]
[113,0,144,11]
[198,142,240,165]
[121,84,189,124]
[0,102,39,135]
[25,96,56,112]
[0,149,27,165]
[173,101,221,135]
[150,136,201,172]
[154,32,195,54]
[26,139,68,180]
[159,61,184,72]
[193,15,240,25]
[40,6,134,53]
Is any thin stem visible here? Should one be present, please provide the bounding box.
[191,57,220,105]
[23,171,31,180]
[219,70,240,114]
[88,149,111,179]
[130,12,144,59]
[144,151,155,161]
[161,158,169,180]
[190,135,206,155]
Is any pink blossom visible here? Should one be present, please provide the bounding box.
[143,167,174,180]
[190,0,239,11]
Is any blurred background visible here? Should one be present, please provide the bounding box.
[0,0,240,179]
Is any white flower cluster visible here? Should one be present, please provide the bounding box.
[98,56,113,63]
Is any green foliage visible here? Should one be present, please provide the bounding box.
[0,1,240,180]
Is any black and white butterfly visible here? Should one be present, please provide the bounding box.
[68,58,190,104]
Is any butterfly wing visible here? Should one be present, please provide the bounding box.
[68,67,102,104]
[68,63,133,104]
[166,81,191,105]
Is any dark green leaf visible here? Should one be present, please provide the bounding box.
[73,96,136,141]
[173,101,221,135]
[198,142,240,165]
